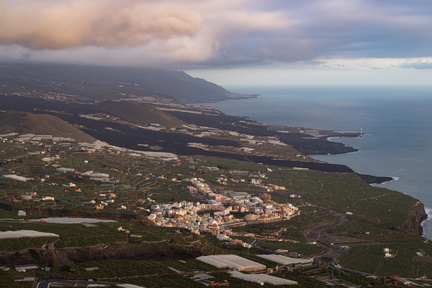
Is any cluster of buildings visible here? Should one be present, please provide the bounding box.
[147,178,299,235]
[2,132,300,236]
[384,247,396,258]
[211,169,288,193]
[196,254,315,286]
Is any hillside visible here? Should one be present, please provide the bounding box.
[0,110,96,142]
[0,134,429,283]
[0,63,254,103]
[96,100,187,127]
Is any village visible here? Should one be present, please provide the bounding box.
[1,131,432,287]
[148,178,300,236]
[0,132,300,228]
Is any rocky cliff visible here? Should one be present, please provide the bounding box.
[402,201,428,236]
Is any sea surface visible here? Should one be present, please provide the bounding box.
[205,85,432,240]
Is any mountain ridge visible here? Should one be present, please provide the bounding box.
[0,63,255,104]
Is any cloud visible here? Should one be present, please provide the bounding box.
[317,57,432,71]
[0,0,294,66]
[399,60,432,70]
[0,0,202,49]
[1,0,432,68]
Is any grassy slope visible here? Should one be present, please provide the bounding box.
[266,169,418,228]
[97,100,187,127]
[0,110,96,142]
[0,141,428,278]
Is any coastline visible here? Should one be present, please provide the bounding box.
[219,103,428,236]
[422,208,432,238]
[196,92,259,103]
[275,124,428,236]
[297,128,428,236]
[357,173,393,185]
[1,91,428,238]
[268,121,428,236]
[403,201,428,237]
[370,176,400,186]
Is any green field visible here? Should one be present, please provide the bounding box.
[48,259,175,279]
[230,206,336,243]
[327,217,421,242]
[339,242,432,277]
[0,139,431,281]
[0,220,200,251]
[257,241,325,256]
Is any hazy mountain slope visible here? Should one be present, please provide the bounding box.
[0,63,253,103]
[0,110,96,142]
[113,68,252,103]
[96,100,187,127]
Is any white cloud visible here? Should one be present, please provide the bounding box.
[318,57,432,70]
[0,0,292,66]
[1,0,432,70]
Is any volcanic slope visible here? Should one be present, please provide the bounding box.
[96,100,187,127]
[0,110,96,142]
[0,63,253,103]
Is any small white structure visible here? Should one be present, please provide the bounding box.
[197,254,266,272]
[134,151,178,161]
[384,247,395,258]
[56,167,75,173]
[216,234,230,241]
[15,265,39,273]
[229,271,298,285]
[0,230,59,239]
[29,217,116,224]
[116,284,148,288]
[85,267,100,272]
[14,134,35,141]
[89,172,110,178]
[3,174,33,182]
[257,254,314,268]
[14,277,36,282]
[32,135,53,141]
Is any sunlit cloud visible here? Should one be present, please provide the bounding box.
[0,0,292,66]
[1,0,432,71]
[0,0,203,49]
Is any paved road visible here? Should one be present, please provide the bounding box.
[301,202,350,264]
[304,205,347,243]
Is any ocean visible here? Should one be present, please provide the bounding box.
[205,85,432,240]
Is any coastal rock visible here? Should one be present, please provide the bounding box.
[357,174,393,185]
[402,201,428,236]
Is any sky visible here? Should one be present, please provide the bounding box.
[1,0,432,86]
